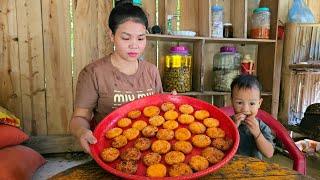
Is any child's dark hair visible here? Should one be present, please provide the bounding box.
[108,2,148,34]
[231,75,262,97]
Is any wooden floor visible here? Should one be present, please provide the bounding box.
[33,152,319,179]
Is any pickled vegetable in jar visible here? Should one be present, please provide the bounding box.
[164,46,192,92]
[251,7,270,39]
[212,46,240,91]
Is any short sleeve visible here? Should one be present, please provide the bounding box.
[75,66,99,110]
[259,120,275,147]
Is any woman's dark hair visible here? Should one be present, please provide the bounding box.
[108,2,148,34]
[230,75,262,97]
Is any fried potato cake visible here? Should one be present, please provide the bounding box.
[117,118,132,128]
[123,128,140,141]
[189,155,209,171]
[134,137,151,151]
[188,121,206,134]
[203,118,220,128]
[173,141,193,154]
[151,140,171,154]
[192,134,211,148]
[161,102,176,112]
[179,104,194,114]
[132,120,147,131]
[156,129,175,140]
[178,114,195,124]
[206,127,225,138]
[162,120,179,130]
[168,163,193,177]
[194,110,210,120]
[116,160,137,174]
[143,152,162,166]
[143,105,160,117]
[105,127,123,139]
[111,135,128,148]
[146,163,167,177]
[211,137,233,151]
[127,110,142,119]
[164,151,185,165]
[100,147,119,162]
[120,147,141,161]
[201,147,225,164]
[164,110,179,120]
[175,128,192,141]
[149,115,165,127]
[142,125,158,137]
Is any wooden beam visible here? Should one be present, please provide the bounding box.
[0,0,22,118]
[42,0,73,135]
[16,0,46,135]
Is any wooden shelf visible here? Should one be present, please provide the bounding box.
[164,91,272,96]
[289,63,320,71]
[204,37,276,44]
[146,34,203,42]
[146,34,276,44]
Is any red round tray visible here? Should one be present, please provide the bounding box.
[90,94,239,180]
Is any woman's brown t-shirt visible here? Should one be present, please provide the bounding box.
[75,55,163,124]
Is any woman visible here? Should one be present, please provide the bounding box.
[70,2,163,154]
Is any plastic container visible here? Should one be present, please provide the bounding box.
[164,46,192,92]
[251,7,270,39]
[90,94,239,180]
[211,5,224,38]
[223,23,233,38]
[212,46,241,91]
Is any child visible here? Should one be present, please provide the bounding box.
[231,75,274,159]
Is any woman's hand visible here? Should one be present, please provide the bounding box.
[233,113,246,127]
[244,114,260,137]
[78,128,97,155]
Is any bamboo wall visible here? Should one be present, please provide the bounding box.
[0,0,319,153]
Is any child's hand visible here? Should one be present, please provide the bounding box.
[244,114,260,138]
[233,113,246,127]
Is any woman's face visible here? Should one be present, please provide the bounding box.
[111,20,147,62]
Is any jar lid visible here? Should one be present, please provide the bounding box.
[223,23,232,26]
[253,7,269,13]
[170,45,189,54]
[211,5,223,12]
[132,0,142,5]
[220,46,236,53]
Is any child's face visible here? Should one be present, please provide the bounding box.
[231,87,263,117]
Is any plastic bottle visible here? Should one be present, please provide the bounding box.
[211,4,224,38]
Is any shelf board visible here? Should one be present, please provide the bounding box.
[146,34,203,42]
[204,37,276,44]
[289,63,320,71]
[164,91,272,96]
[146,34,276,44]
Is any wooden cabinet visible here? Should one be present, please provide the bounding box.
[141,0,281,117]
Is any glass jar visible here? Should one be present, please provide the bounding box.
[251,7,270,39]
[223,23,233,38]
[211,5,224,38]
[212,46,240,91]
[164,46,192,92]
